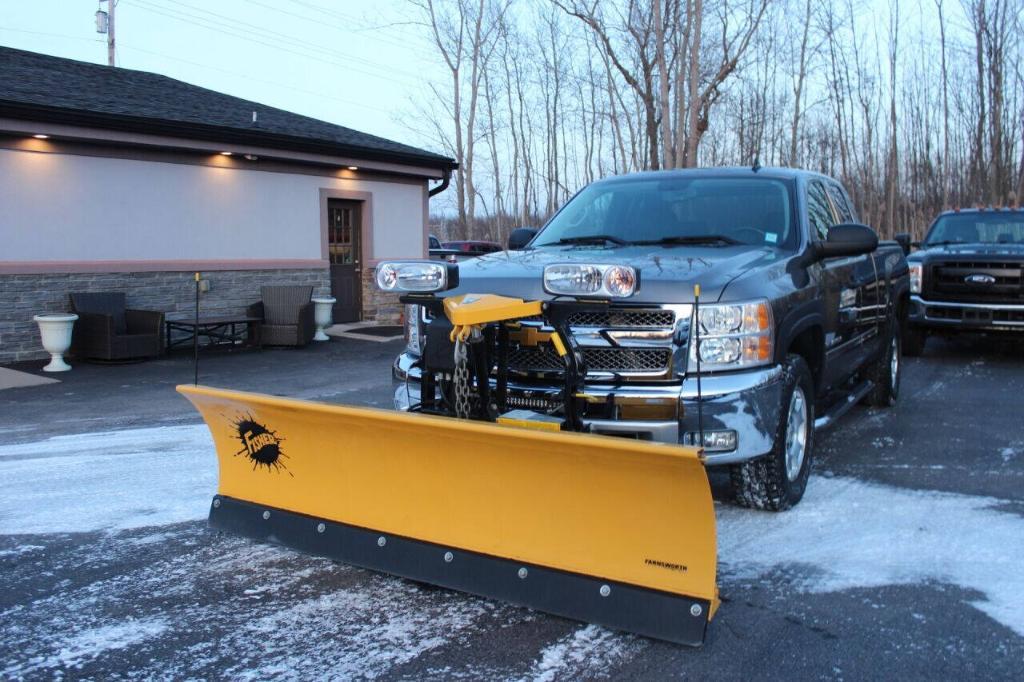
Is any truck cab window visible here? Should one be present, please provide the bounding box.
[826,182,854,223]
[807,180,835,241]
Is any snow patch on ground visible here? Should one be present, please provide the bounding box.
[3,616,167,676]
[51,618,168,668]
[225,581,491,680]
[518,624,644,682]
[0,424,215,534]
[718,475,1024,636]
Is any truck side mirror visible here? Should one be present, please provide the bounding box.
[894,232,912,255]
[508,227,538,250]
[815,223,879,260]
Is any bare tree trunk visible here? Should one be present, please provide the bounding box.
[653,0,673,168]
[788,0,812,166]
[682,0,703,167]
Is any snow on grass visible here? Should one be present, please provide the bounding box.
[0,424,215,534]
[718,475,1024,636]
[518,624,644,682]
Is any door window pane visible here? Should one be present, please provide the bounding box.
[807,181,836,241]
[826,182,854,223]
[329,207,356,264]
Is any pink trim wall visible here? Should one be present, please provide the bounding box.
[0,259,328,275]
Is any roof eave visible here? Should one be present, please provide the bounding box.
[0,100,458,170]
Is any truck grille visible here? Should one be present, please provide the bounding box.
[565,310,675,328]
[928,260,1023,303]
[508,346,672,375]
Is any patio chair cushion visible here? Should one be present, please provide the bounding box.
[70,292,128,334]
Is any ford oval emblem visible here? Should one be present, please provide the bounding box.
[964,273,996,285]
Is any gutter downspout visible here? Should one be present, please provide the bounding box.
[428,167,452,197]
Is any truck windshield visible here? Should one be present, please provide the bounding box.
[532,177,796,249]
[925,213,1024,246]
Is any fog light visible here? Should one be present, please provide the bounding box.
[683,430,737,452]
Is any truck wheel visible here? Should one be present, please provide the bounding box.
[903,325,926,357]
[729,354,814,511]
[864,325,901,407]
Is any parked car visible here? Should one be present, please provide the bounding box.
[393,167,909,510]
[443,240,504,255]
[428,233,463,262]
[904,207,1024,354]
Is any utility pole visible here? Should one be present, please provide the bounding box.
[106,0,116,67]
[96,1,116,66]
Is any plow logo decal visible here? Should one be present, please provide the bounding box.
[232,416,291,474]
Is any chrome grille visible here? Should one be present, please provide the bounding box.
[508,346,564,372]
[507,345,671,375]
[929,260,1023,303]
[566,310,675,327]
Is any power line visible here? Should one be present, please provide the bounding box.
[122,0,423,87]
[170,0,425,77]
[119,42,396,116]
[245,0,432,55]
[0,27,105,45]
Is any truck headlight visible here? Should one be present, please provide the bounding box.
[375,261,458,293]
[543,263,639,298]
[691,300,773,371]
[909,262,922,294]
[404,304,423,355]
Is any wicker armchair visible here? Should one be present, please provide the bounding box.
[247,285,315,347]
[69,292,164,361]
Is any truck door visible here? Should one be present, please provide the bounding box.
[807,179,862,388]
[825,181,884,368]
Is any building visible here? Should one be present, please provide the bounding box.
[0,47,455,364]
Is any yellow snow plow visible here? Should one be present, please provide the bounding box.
[178,261,719,645]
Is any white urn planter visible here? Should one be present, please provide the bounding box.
[33,313,79,372]
[312,297,337,342]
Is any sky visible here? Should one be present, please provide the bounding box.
[0,0,446,156]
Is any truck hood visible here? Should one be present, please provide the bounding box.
[911,243,1024,261]
[447,244,783,303]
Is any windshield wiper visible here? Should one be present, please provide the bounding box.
[556,234,630,246]
[633,235,742,246]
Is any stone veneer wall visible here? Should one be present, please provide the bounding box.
[0,268,330,364]
[360,268,403,325]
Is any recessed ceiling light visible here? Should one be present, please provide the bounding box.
[33,134,50,139]
[347,166,359,171]
[220,151,233,156]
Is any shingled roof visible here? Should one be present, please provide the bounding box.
[0,46,454,168]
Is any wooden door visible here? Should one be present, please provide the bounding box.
[327,200,362,322]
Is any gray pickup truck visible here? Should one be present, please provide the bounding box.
[392,167,910,510]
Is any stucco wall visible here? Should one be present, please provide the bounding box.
[0,147,427,263]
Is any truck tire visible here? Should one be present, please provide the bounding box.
[864,323,901,407]
[903,325,926,357]
[729,354,815,511]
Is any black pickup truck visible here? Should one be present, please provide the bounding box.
[905,208,1024,354]
[392,168,910,510]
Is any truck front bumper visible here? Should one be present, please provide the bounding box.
[393,353,786,466]
[909,295,1024,331]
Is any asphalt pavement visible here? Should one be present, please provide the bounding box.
[1,336,1022,680]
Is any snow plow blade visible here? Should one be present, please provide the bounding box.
[177,384,718,645]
